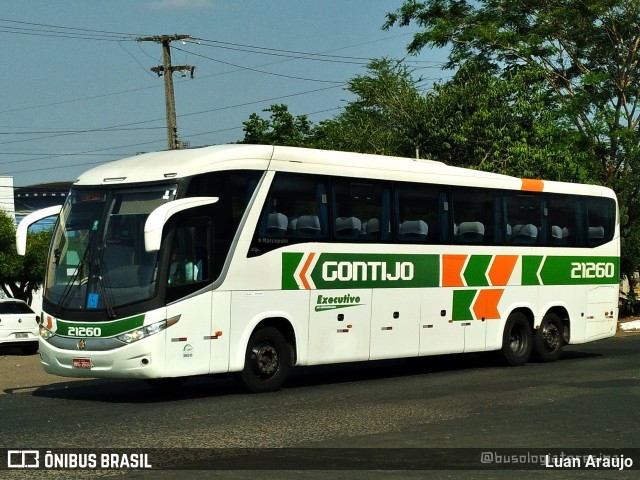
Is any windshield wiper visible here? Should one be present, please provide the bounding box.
[94,245,117,319]
[55,242,91,315]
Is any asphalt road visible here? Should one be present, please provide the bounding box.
[1,331,639,479]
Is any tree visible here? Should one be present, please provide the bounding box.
[422,62,593,182]
[314,59,429,158]
[385,0,640,273]
[0,210,52,305]
[239,104,313,147]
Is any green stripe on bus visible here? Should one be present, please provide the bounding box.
[463,255,492,287]
[538,256,619,285]
[282,253,440,289]
[452,289,476,321]
[521,256,544,286]
[282,252,304,290]
[55,314,146,338]
[283,253,620,290]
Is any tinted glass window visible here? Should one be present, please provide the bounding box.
[332,179,390,241]
[452,188,497,244]
[0,302,34,314]
[545,194,581,246]
[395,183,442,243]
[504,193,543,245]
[585,197,616,246]
[257,172,328,240]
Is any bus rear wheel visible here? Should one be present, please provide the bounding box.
[532,313,564,362]
[238,327,290,393]
[501,312,532,366]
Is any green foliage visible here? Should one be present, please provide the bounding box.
[314,59,428,158]
[239,104,313,147]
[422,63,595,182]
[620,288,639,316]
[0,210,52,304]
[386,0,640,273]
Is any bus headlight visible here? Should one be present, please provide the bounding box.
[39,324,55,340]
[116,315,180,344]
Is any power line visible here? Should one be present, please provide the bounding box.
[189,37,445,67]
[172,46,344,84]
[0,18,141,41]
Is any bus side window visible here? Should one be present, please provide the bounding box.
[452,188,497,244]
[395,183,441,243]
[253,173,328,253]
[585,197,615,246]
[503,193,542,245]
[168,220,210,287]
[331,179,390,242]
[545,194,580,247]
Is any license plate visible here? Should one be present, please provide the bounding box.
[72,358,92,369]
[15,332,28,339]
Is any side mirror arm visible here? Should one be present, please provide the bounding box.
[144,197,219,252]
[16,205,62,255]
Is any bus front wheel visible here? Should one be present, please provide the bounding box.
[238,327,290,393]
[501,312,532,366]
[532,313,564,362]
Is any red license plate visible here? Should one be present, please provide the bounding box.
[72,358,92,369]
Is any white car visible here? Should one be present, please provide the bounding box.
[0,299,39,354]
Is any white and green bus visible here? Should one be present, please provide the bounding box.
[17,144,620,392]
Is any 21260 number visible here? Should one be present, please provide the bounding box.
[570,262,615,279]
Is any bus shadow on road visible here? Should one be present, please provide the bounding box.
[26,348,602,403]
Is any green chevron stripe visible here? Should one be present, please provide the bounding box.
[463,255,492,287]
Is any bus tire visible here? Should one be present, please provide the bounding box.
[532,313,564,362]
[501,312,532,367]
[238,327,290,393]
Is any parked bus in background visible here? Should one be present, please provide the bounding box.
[17,145,619,392]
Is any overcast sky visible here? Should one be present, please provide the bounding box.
[0,0,450,187]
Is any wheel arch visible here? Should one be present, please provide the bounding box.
[507,306,535,330]
[251,316,297,367]
[230,315,297,373]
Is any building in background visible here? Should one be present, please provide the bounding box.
[0,176,15,220]
[14,182,71,229]
[1,181,71,307]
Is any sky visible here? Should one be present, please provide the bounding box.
[0,0,451,188]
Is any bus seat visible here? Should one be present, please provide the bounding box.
[551,225,564,245]
[295,215,321,236]
[456,221,484,243]
[511,224,537,245]
[335,216,361,239]
[505,224,512,242]
[362,218,380,240]
[399,220,428,241]
[589,226,605,245]
[561,227,575,246]
[266,213,288,236]
[287,217,298,234]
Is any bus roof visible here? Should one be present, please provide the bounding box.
[74,144,615,199]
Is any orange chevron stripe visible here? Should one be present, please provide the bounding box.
[299,252,316,290]
[473,289,504,320]
[488,255,518,286]
[442,254,467,287]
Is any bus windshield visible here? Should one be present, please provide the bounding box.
[45,185,177,311]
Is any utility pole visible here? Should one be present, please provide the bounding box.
[137,34,195,150]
